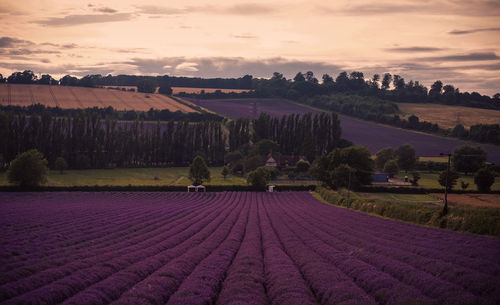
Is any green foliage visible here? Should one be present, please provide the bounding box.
[295,159,310,173]
[383,160,399,178]
[410,171,420,186]
[247,166,271,189]
[316,187,500,236]
[452,145,487,175]
[158,85,173,95]
[221,166,229,180]
[395,144,416,172]
[137,79,157,93]
[460,180,469,190]
[7,149,48,187]
[438,169,460,190]
[188,155,210,185]
[311,146,373,189]
[474,167,495,193]
[54,157,68,174]
[375,147,394,170]
[243,155,264,173]
[250,139,280,156]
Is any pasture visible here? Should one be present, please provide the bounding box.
[395,172,500,191]
[0,191,498,305]
[397,102,500,129]
[0,167,246,187]
[0,84,195,112]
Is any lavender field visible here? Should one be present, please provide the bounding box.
[185,98,500,162]
[0,192,499,305]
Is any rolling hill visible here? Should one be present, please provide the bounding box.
[0,84,196,112]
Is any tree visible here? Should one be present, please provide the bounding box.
[7,149,48,187]
[137,79,157,93]
[332,163,352,189]
[375,147,394,170]
[410,171,420,186]
[452,145,487,175]
[244,155,264,173]
[383,160,399,178]
[395,144,416,172]
[7,70,37,84]
[460,180,469,190]
[54,157,68,174]
[158,85,173,95]
[38,74,58,85]
[250,139,279,156]
[474,168,495,193]
[438,169,459,191]
[221,166,229,180]
[247,166,270,189]
[381,73,392,90]
[429,80,443,97]
[188,155,210,185]
[296,159,310,173]
[0,73,5,83]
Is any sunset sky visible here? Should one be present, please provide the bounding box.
[0,0,499,95]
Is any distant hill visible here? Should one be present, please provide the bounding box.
[0,84,196,112]
[185,97,500,163]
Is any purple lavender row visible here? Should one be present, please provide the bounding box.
[273,193,484,305]
[0,193,195,268]
[108,192,248,305]
[263,193,387,305]
[256,193,317,305]
[216,192,268,305]
[0,193,211,287]
[166,193,252,304]
[297,192,500,263]
[0,193,224,303]
[286,193,500,303]
[57,192,241,305]
[285,192,500,292]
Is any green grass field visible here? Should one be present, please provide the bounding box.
[357,193,442,204]
[0,167,247,187]
[395,172,500,191]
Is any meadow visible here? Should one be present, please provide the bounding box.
[397,102,500,129]
[0,167,246,187]
[0,84,195,112]
[0,191,498,305]
[395,172,500,191]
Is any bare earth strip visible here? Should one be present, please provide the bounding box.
[431,193,500,208]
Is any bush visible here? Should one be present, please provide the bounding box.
[188,155,210,185]
[383,160,399,178]
[474,168,495,193]
[247,166,271,189]
[438,169,460,191]
[7,149,48,187]
[54,157,68,174]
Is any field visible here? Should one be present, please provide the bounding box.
[1,192,499,305]
[395,172,500,191]
[0,167,246,187]
[0,84,195,112]
[430,193,500,208]
[104,86,251,95]
[357,192,442,204]
[184,97,500,163]
[397,103,500,129]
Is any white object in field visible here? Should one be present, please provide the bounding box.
[268,185,275,192]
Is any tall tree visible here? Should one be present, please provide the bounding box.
[188,155,210,185]
[452,145,487,175]
[395,144,416,172]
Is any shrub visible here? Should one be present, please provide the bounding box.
[54,157,68,174]
[383,160,399,178]
[247,166,270,189]
[474,168,495,193]
[7,149,48,187]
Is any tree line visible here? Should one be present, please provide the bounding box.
[0,111,341,170]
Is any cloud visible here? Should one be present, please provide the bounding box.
[421,52,500,62]
[35,13,133,26]
[0,37,33,48]
[449,27,500,35]
[232,34,258,39]
[320,1,500,16]
[225,3,276,15]
[121,57,342,79]
[135,5,186,15]
[385,46,444,53]
[94,7,118,14]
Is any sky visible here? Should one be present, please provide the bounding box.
[0,0,499,95]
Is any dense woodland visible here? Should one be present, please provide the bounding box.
[0,111,342,170]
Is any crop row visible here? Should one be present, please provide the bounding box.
[0,192,498,305]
